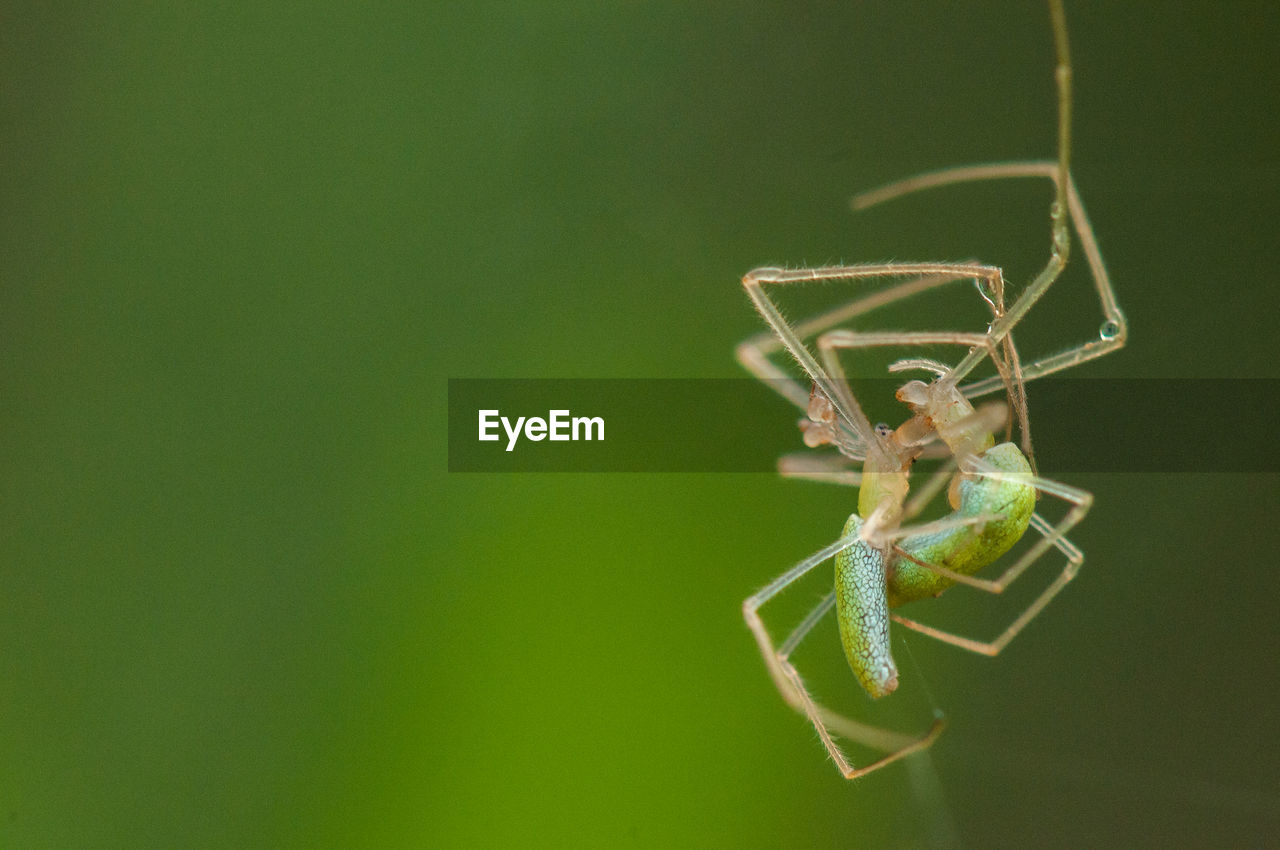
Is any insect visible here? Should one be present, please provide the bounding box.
[738,0,1127,779]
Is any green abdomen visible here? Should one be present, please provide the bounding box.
[886,443,1035,608]
[834,515,898,698]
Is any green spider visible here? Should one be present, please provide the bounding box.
[739,0,1126,779]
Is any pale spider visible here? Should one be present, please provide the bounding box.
[739,0,1127,779]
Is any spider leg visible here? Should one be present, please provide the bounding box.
[738,271,975,412]
[851,162,1126,397]
[776,452,865,488]
[890,466,1092,656]
[743,536,946,778]
[740,262,1011,443]
[853,6,1091,393]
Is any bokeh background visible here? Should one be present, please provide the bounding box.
[3,2,1277,847]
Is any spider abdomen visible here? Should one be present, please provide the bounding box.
[887,443,1036,608]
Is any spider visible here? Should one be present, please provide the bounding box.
[738,0,1127,779]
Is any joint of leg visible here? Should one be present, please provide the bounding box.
[742,267,783,287]
[1052,225,1071,262]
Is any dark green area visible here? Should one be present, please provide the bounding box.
[3,2,1277,846]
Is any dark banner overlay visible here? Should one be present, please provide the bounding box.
[448,379,1280,473]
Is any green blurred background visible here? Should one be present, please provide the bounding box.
[3,2,1277,847]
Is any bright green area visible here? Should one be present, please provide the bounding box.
[835,516,895,698]
[890,443,1036,607]
[837,444,1033,699]
[2,3,1278,847]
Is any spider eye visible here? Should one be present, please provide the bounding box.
[874,422,892,438]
